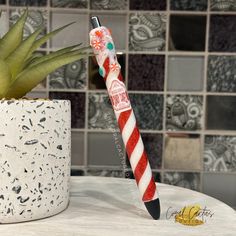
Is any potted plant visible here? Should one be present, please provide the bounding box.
[0,10,86,223]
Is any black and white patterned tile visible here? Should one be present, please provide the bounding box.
[51,0,88,8]
[90,0,127,10]
[129,94,164,130]
[210,0,236,11]
[166,95,203,131]
[207,56,236,92]
[88,93,118,130]
[204,136,236,172]
[49,58,87,90]
[170,0,207,11]
[129,13,166,52]
[163,172,200,191]
[10,10,47,42]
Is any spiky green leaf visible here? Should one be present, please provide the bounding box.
[28,44,86,68]
[6,27,42,81]
[5,52,87,98]
[0,59,11,98]
[0,10,28,59]
[27,22,75,57]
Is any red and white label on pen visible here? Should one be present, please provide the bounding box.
[108,79,131,113]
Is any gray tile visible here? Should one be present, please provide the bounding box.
[90,14,127,50]
[26,91,48,99]
[10,10,47,41]
[210,0,236,11]
[51,12,88,48]
[0,11,8,37]
[129,94,164,130]
[207,56,236,92]
[167,56,204,91]
[163,172,201,191]
[88,93,118,130]
[90,0,127,10]
[206,96,236,130]
[88,133,124,166]
[129,13,166,52]
[204,136,236,172]
[71,132,84,166]
[49,58,87,89]
[51,0,88,8]
[166,95,203,131]
[203,173,236,208]
[87,169,124,178]
[209,15,236,52]
[165,134,202,171]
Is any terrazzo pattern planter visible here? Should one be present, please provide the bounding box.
[0,100,71,223]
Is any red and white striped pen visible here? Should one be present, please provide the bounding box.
[89,16,160,220]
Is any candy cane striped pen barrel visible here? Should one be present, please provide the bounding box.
[90,16,160,220]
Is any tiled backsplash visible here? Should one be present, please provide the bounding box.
[0,0,235,208]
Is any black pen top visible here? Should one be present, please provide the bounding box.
[91,16,101,29]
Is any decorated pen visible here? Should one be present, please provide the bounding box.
[89,16,160,220]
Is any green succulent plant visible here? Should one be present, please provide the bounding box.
[0,10,87,99]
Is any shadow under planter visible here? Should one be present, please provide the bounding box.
[0,100,71,223]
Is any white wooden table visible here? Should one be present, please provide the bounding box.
[0,176,235,236]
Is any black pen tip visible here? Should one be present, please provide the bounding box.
[144,198,161,220]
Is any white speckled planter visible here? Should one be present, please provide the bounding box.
[0,100,71,223]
